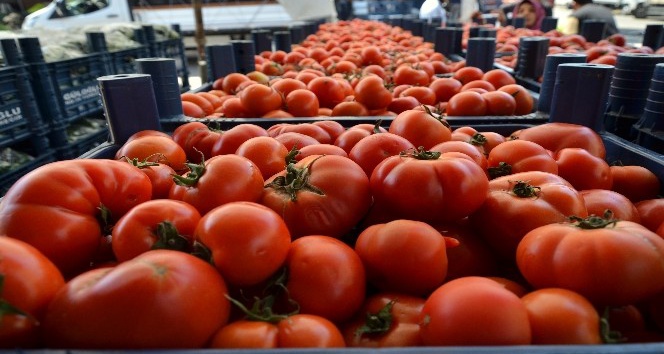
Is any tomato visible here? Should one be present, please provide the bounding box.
[461,80,496,92]
[261,154,372,239]
[481,90,517,116]
[497,84,534,115]
[172,121,223,163]
[0,237,65,348]
[285,89,320,117]
[120,157,176,200]
[486,139,558,179]
[0,160,152,277]
[311,120,346,143]
[221,73,250,94]
[194,202,290,288]
[635,199,664,232]
[609,165,661,203]
[428,77,462,103]
[452,66,484,85]
[210,314,345,348]
[370,150,488,224]
[334,123,388,155]
[307,76,346,109]
[268,123,335,145]
[181,93,214,116]
[429,140,488,172]
[387,96,420,114]
[517,215,664,306]
[445,91,487,116]
[115,134,187,172]
[470,171,588,262]
[399,86,437,106]
[169,154,264,215]
[342,292,425,347]
[355,219,448,296]
[354,74,393,110]
[521,288,602,344]
[42,250,230,348]
[482,68,517,89]
[274,132,320,151]
[348,132,415,177]
[420,276,531,345]
[235,136,289,180]
[434,222,500,280]
[294,144,348,161]
[510,122,606,159]
[283,235,366,323]
[555,147,613,191]
[388,109,452,150]
[393,64,430,86]
[210,124,269,156]
[111,199,201,262]
[580,189,640,222]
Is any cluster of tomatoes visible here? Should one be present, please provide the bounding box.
[1,110,663,349]
[181,19,536,119]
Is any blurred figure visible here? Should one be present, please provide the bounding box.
[420,0,447,25]
[495,0,546,29]
[561,0,619,36]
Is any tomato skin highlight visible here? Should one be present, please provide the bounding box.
[42,250,230,349]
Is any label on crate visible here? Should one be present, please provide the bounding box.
[63,84,100,107]
[0,104,24,129]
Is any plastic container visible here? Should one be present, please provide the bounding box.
[537,52,588,114]
[205,44,236,83]
[643,24,663,51]
[251,29,272,53]
[548,63,613,132]
[290,25,306,45]
[434,27,463,57]
[512,17,525,28]
[515,36,550,80]
[273,31,292,53]
[86,31,151,77]
[230,40,256,75]
[142,24,190,92]
[540,17,558,32]
[580,19,606,43]
[466,37,496,73]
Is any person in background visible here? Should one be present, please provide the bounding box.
[494,0,546,30]
[419,0,447,25]
[561,0,619,36]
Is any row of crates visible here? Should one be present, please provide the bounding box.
[0,24,189,195]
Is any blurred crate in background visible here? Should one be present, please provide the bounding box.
[142,24,190,92]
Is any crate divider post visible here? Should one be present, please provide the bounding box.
[85,31,115,76]
[136,58,184,123]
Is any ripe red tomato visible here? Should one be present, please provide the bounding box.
[486,139,558,179]
[510,123,606,159]
[235,136,289,180]
[307,76,346,109]
[0,237,65,348]
[169,154,264,215]
[172,121,223,164]
[355,219,448,296]
[429,140,489,172]
[334,123,388,154]
[579,189,640,222]
[609,165,661,203]
[420,276,531,345]
[517,217,664,306]
[111,199,202,262]
[195,202,291,287]
[115,134,187,172]
[294,143,348,161]
[284,235,366,323]
[470,171,588,262]
[482,68,517,89]
[635,199,664,233]
[555,147,613,191]
[370,151,489,223]
[285,89,320,117]
[268,122,335,144]
[388,109,452,150]
[453,66,484,85]
[120,157,176,200]
[481,90,517,116]
[434,222,499,280]
[210,124,269,156]
[42,250,230,348]
[261,154,372,239]
[428,77,462,103]
[0,160,152,277]
[445,91,487,116]
[348,132,415,177]
[354,74,393,110]
[342,292,425,347]
[497,84,534,115]
[521,288,602,344]
[210,314,345,348]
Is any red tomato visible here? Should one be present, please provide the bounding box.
[497,84,534,115]
[238,83,283,117]
[580,189,640,222]
[428,77,462,103]
[284,236,366,323]
[294,144,348,161]
[445,91,487,116]
[120,157,176,200]
[348,132,415,178]
[334,123,388,154]
[261,155,372,239]
[285,89,320,117]
[470,171,588,262]
[388,109,452,150]
[609,165,661,203]
[420,276,531,345]
[481,90,517,116]
[429,140,489,172]
[482,68,517,89]
[453,66,484,85]
[307,76,346,109]
[555,147,613,191]
[354,74,393,110]
[115,134,187,172]
[517,217,664,306]
[42,250,230,348]
[511,123,606,159]
[355,219,448,296]
[210,314,345,348]
[342,292,425,347]
[111,199,202,262]
[635,199,664,232]
[268,123,335,144]
[235,136,289,180]
[370,151,489,224]
[169,154,264,215]
[435,222,500,280]
[521,288,602,344]
[486,139,558,179]
[0,160,152,277]
[0,237,65,348]
[195,202,291,287]
[172,121,223,163]
[210,124,269,156]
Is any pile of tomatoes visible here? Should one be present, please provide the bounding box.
[1,112,664,349]
[181,19,536,119]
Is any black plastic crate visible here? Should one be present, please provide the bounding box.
[142,25,190,92]
[0,131,56,196]
[0,64,42,147]
[109,45,152,75]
